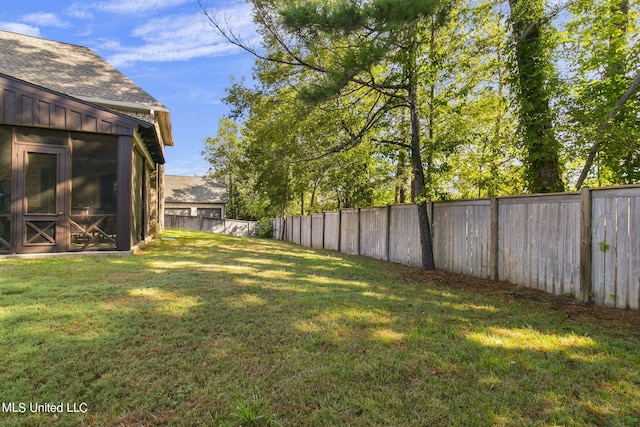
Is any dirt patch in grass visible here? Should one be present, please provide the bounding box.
[401,269,640,334]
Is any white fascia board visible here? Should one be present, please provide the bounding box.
[74,96,169,113]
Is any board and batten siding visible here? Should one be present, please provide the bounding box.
[271,185,640,310]
[1,77,135,136]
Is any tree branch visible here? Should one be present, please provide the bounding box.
[197,0,408,100]
[575,69,640,190]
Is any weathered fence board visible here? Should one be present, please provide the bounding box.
[388,204,422,268]
[591,188,640,309]
[300,216,312,248]
[292,216,301,245]
[272,185,640,310]
[340,209,360,255]
[324,212,340,251]
[360,207,389,261]
[311,214,324,249]
[498,195,581,298]
[271,218,282,240]
[286,216,293,242]
[433,200,491,278]
[631,196,640,310]
[165,215,256,237]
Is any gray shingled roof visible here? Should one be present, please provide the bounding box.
[165,175,228,204]
[0,30,165,110]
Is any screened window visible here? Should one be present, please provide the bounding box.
[70,133,118,250]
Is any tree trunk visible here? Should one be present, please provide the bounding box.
[408,82,436,270]
[395,149,407,203]
[509,0,564,193]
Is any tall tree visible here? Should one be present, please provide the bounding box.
[201,0,449,269]
[508,0,564,193]
[203,117,245,219]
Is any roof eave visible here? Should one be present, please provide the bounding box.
[138,124,166,165]
[76,96,174,147]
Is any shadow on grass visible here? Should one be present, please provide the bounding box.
[0,229,639,426]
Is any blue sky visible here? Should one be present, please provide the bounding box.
[0,0,258,176]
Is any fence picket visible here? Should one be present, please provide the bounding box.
[165,215,256,237]
[271,185,640,310]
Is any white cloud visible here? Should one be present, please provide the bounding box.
[0,22,40,37]
[67,4,93,19]
[21,12,69,28]
[107,42,240,67]
[95,0,192,14]
[68,0,192,19]
[99,6,259,67]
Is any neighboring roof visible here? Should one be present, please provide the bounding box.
[0,30,173,146]
[165,175,228,204]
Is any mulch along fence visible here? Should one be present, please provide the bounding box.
[272,185,640,310]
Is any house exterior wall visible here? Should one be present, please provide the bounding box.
[165,202,226,219]
[0,75,164,255]
[130,149,143,245]
[129,148,157,246]
[157,164,165,233]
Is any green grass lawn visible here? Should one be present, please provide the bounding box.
[1,229,639,426]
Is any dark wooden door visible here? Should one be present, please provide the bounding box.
[15,143,69,253]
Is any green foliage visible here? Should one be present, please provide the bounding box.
[599,240,611,252]
[256,217,273,238]
[200,0,640,223]
[202,117,267,220]
[508,0,564,193]
[280,0,439,34]
[558,0,640,186]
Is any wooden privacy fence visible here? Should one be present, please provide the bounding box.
[272,185,640,310]
[165,215,257,238]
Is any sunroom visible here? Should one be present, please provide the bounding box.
[0,74,166,255]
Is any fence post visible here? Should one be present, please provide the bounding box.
[386,205,391,262]
[579,187,592,303]
[338,210,342,253]
[489,197,499,281]
[322,212,326,249]
[357,208,362,256]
